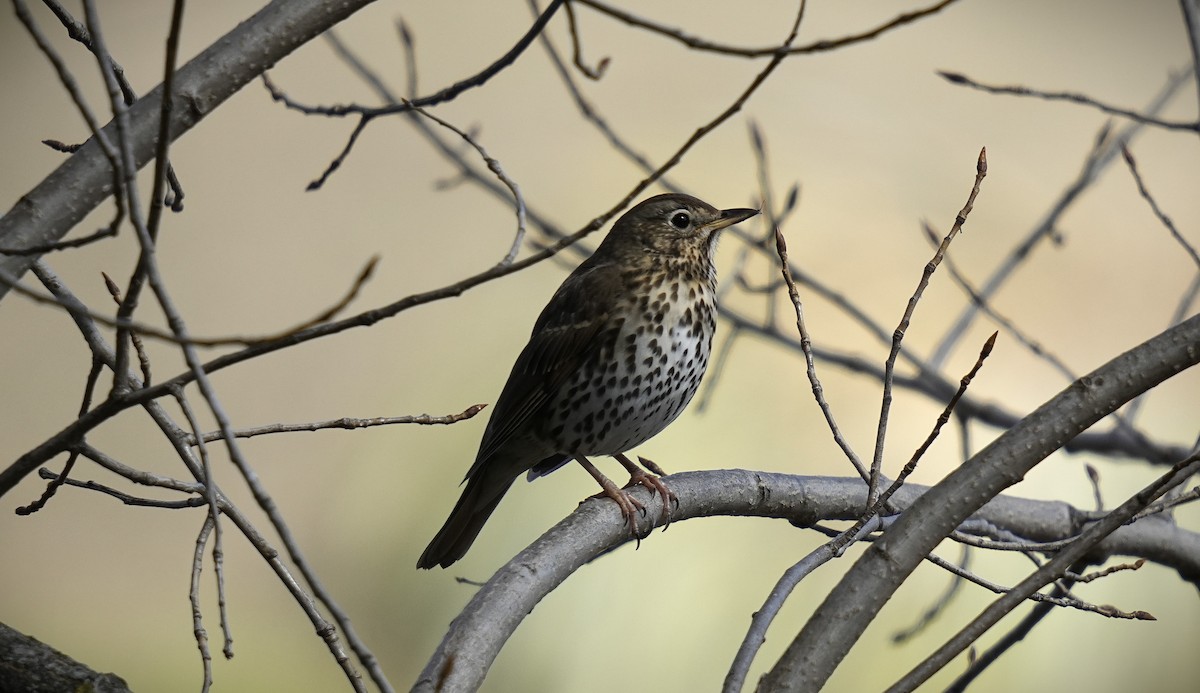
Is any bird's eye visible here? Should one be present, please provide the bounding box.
[669,210,691,229]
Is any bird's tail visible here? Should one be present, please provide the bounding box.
[416,472,514,570]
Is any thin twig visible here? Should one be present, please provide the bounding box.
[869,148,987,504]
[578,0,961,58]
[185,405,487,445]
[1135,483,1200,519]
[774,227,868,481]
[102,272,151,385]
[1085,463,1104,511]
[265,0,567,190]
[938,70,1200,132]
[36,466,203,508]
[930,69,1193,368]
[887,449,1200,692]
[944,574,1075,692]
[563,0,608,79]
[1121,144,1200,268]
[532,6,681,189]
[0,225,117,256]
[923,552,1150,619]
[144,0,187,242]
[190,516,216,693]
[749,121,779,329]
[397,101,528,267]
[843,330,998,555]
[818,530,1149,620]
[26,265,372,691]
[74,442,203,494]
[920,221,1076,383]
[1183,0,1200,127]
[1068,559,1145,583]
[891,544,970,643]
[727,328,995,692]
[174,384,234,660]
[723,515,890,693]
[0,256,381,349]
[287,0,567,119]
[14,356,102,515]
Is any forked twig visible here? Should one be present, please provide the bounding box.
[869,148,988,504]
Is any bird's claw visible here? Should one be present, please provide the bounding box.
[616,454,677,530]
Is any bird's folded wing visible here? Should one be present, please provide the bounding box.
[465,262,620,480]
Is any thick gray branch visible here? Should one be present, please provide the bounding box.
[758,312,1200,692]
[0,621,132,693]
[412,470,1200,693]
[0,0,378,300]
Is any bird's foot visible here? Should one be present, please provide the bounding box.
[575,455,649,542]
[615,453,678,530]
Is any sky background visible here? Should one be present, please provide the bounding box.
[1,1,1198,691]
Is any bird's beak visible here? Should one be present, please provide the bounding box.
[708,207,760,231]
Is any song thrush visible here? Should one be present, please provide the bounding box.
[417,193,758,569]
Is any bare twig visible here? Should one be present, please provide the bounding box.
[13,357,101,515]
[185,405,487,445]
[1183,0,1200,125]
[532,6,681,189]
[266,0,567,189]
[887,449,1200,692]
[0,226,117,256]
[578,0,960,58]
[1085,463,1104,511]
[923,552,1151,620]
[190,516,216,693]
[944,571,1078,693]
[870,148,987,504]
[279,0,567,120]
[563,0,608,79]
[722,515,891,693]
[920,221,1077,383]
[930,69,1193,368]
[774,227,868,481]
[0,256,381,350]
[1135,483,1200,519]
[398,102,528,267]
[892,545,971,643]
[174,385,235,661]
[36,466,203,508]
[23,264,376,691]
[1121,145,1200,268]
[1068,559,1145,584]
[840,331,998,560]
[101,272,151,386]
[728,330,994,692]
[938,70,1200,132]
[758,314,1200,691]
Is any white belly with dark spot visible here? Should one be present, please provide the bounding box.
[545,279,715,455]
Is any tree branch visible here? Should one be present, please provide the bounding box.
[413,471,1200,693]
[0,0,379,301]
[757,311,1200,692]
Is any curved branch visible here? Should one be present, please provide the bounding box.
[412,470,1200,693]
[0,0,379,301]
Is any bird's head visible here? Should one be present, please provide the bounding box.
[601,193,759,259]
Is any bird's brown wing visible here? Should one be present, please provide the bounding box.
[465,262,619,480]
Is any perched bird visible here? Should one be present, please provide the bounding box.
[417,193,758,569]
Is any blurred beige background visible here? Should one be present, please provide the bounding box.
[1,0,1198,691]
